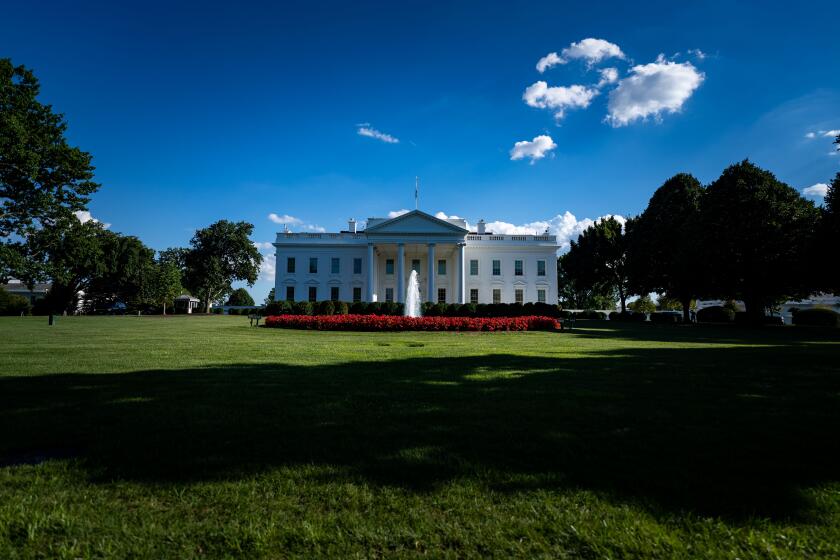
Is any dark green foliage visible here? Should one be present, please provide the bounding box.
[349,301,366,314]
[792,308,840,327]
[227,288,255,307]
[697,306,735,323]
[0,59,100,283]
[0,288,30,315]
[609,311,647,322]
[182,220,262,313]
[818,173,840,294]
[629,173,703,322]
[334,301,349,315]
[650,312,682,324]
[317,300,335,316]
[628,295,656,314]
[293,301,313,315]
[701,161,819,320]
[577,310,608,320]
[264,288,275,306]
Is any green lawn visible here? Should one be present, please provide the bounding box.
[1,316,839,558]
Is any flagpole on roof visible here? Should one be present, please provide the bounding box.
[415,176,419,210]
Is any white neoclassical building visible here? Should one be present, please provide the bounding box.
[273,210,558,305]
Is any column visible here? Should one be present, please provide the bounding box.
[273,249,282,301]
[457,242,465,304]
[427,243,436,303]
[396,243,405,303]
[366,243,375,301]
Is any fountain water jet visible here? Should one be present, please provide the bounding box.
[404,270,422,317]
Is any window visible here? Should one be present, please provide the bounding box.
[331,257,340,274]
[470,288,479,304]
[515,260,523,276]
[469,259,478,276]
[438,259,446,275]
[285,286,295,301]
[330,286,339,301]
[287,257,296,273]
[492,289,501,304]
[492,259,501,276]
[308,286,317,302]
[352,287,362,302]
[309,257,318,274]
[537,289,546,303]
[353,258,362,274]
[411,259,420,272]
[437,288,446,303]
[386,259,394,275]
[385,287,394,302]
[537,260,546,276]
[515,289,523,304]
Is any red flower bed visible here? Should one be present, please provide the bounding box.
[264,314,561,332]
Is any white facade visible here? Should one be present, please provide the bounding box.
[273,210,558,305]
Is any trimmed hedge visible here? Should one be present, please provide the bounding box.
[792,308,840,327]
[609,311,647,322]
[0,289,31,316]
[696,306,735,323]
[650,312,681,324]
[263,300,563,318]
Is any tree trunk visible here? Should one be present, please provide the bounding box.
[619,291,627,313]
[162,302,166,316]
[681,297,691,323]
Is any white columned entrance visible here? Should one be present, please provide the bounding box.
[457,242,465,304]
[366,242,375,301]
[396,243,405,303]
[427,243,436,303]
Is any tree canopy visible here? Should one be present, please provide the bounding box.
[227,288,255,307]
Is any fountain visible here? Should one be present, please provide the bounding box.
[404,270,422,317]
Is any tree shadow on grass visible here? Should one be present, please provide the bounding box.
[1,341,838,521]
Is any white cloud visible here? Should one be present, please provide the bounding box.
[687,48,707,60]
[805,132,816,139]
[597,67,619,87]
[562,38,625,66]
[509,134,557,164]
[606,57,704,126]
[803,183,829,198]
[253,241,274,250]
[301,224,326,233]
[258,250,276,282]
[387,209,410,219]
[822,129,840,137]
[357,125,399,144]
[536,52,565,73]
[433,211,463,221]
[483,212,626,252]
[268,213,302,225]
[523,81,599,120]
[74,210,111,229]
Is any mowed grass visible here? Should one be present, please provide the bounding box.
[1,316,839,558]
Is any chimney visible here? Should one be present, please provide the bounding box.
[348,218,357,233]
[477,219,486,234]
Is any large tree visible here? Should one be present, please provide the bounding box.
[0,59,99,282]
[557,253,617,310]
[85,230,155,311]
[564,216,633,312]
[701,160,819,320]
[227,287,255,306]
[143,259,183,315]
[183,220,262,312]
[629,173,704,322]
[819,172,840,294]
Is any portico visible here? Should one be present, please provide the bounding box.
[273,210,558,305]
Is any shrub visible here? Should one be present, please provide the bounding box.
[349,301,366,314]
[264,314,561,332]
[792,308,840,327]
[609,311,647,322]
[334,301,349,315]
[650,312,681,324]
[293,301,313,315]
[696,306,735,323]
[0,289,31,316]
[578,310,607,320]
[317,300,335,316]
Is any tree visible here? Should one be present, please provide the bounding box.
[264,287,275,306]
[143,260,183,315]
[85,230,155,311]
[656,295,695,312]
[564,216,633,312]
[819,172,840,294]
[629,173,704,322]
[628,294,656,314]
[183,220,262,312]
[227,288,255,306]
[557,253,617,309]
[701,160,820,320]
[0,59,99,282]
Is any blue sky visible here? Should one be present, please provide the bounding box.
[4,0,840,300]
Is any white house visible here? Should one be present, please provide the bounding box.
[273,210,559,305]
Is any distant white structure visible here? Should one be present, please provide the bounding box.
[273,210,559,305]
[697,295,840,324]
[174,294,201,313]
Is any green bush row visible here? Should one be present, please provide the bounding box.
[262,300,565,318]
[0,289,31,316]
[792,308,840,327]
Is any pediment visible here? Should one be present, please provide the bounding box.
[364,210,468,235]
